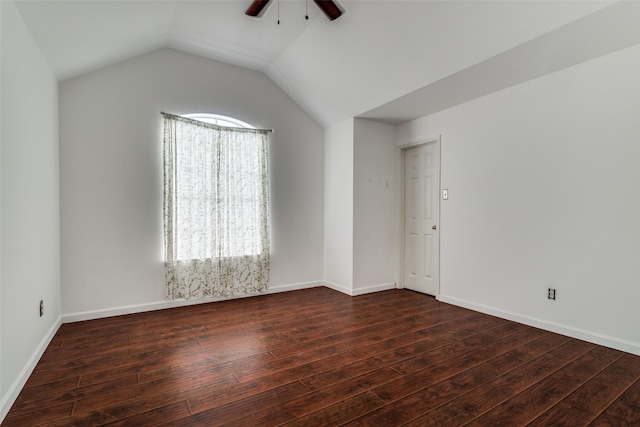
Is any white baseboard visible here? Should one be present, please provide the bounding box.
[62,280,324,323]
[63,280,392,324]
[352,282,396,296]
[438,294,640,357]
[0,316,62,424]
[267,280,323,294]
[323,280,354,295]
[323,281,396,296]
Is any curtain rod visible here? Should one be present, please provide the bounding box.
[161,112,274,133]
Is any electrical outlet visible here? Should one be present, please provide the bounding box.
[40,300,44,317]
[547,288,556,300]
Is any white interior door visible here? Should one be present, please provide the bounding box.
[404,143,440,295]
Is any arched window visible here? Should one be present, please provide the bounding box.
[183,113,255,129]
[162,112,270,299]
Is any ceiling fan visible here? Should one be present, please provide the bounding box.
[246,0,344,21]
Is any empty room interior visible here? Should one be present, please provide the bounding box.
[1,0,640,425]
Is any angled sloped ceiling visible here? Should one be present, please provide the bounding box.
[15,0,620,127]
[266,0,614,126]
[361,0,640,124]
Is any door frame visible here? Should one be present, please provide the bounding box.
[395,136,442,296]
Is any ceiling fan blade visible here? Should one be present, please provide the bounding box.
[246,0,272,17]
[313,0,343,20]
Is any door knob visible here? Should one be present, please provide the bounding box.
[432,225,437,230]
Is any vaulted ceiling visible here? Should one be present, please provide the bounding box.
[14,0,640,127]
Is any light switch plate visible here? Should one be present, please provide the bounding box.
[442,189,449,200]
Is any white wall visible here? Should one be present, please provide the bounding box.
[396,43,640,354]
[59,48,324,316]
[353,119,396,292]
[0,0,61,419]
[323,118,396,295]
[323,119,354,292]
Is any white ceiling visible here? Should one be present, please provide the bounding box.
[14,0,639,127]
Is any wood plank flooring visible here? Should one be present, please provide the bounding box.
[3,287,640,426]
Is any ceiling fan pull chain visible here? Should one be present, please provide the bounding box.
[277,0,280,25]
[306,0,309,20]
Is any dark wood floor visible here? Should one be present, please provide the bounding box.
[3,287,640,426]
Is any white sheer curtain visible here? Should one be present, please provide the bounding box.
[162,113,270,299]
